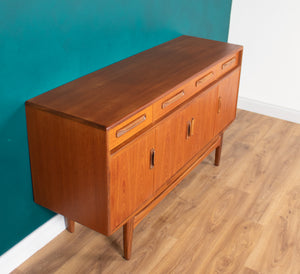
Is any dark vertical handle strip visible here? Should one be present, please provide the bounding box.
[187,121,191,139]
[150,148,155,169]
[152,149,155,168]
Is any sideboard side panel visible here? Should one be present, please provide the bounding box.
[26,105,109,235]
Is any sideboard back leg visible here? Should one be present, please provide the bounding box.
[123,218,134,260]
[215,133,223,166]
[65,217,75,233]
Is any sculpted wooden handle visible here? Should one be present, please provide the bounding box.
[195,72,214,87]
[222,57,236,70]
[162,90,185,109]
[116,115,146,138]
[187,118,195,139]
[190,118,195,136]
[218,96,222,113]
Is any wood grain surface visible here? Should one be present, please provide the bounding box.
[215,67,241,135]
[27,36,242,129]
[15,109,300,273]
[110,129,155,229]
[154,86,217,191]
[25,106,109,235]
[107,106,153,150]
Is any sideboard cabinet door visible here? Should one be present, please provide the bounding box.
[181,85,218,163]
[215,68,241,134]
[154,110,187,191]
[154,85,218,192]
[109,130,155,229]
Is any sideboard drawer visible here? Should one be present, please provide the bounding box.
[152,54,239,122]
[153,82,194,121]
[218,52,240,77]
[193,63,218,91]
[152,66,217,121]
[108,106,153,150]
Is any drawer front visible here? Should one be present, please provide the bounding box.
[153,64,217,121]
[217,52,240,77]
[108,106,153,150]
[153,82,194,121]
[152,53,240,121]
[117,51,241,141]
[193,63,219,91]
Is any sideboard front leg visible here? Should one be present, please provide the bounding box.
[215,133,223,166]
[65,217,75,233]
[123,218,134,260]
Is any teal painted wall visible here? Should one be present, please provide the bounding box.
[0,0,232,255]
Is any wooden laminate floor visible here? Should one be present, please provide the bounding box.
[13,110,300,274]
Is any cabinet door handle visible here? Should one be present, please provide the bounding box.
[190,118,195,136]
[186,118,195,139]
[150,148,155,169]
[162,90,185,109]
[187,121,191,139]
[222,57,236,70]
[218,96,222,113]
[116,115,146,138]
[195,72,214,87]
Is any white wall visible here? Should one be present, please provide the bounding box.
[229,0,300,123]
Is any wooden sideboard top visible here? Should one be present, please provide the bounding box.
[26,35,242,129]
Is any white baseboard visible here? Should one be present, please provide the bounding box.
[0,214,65,274]
[238,96,300,124]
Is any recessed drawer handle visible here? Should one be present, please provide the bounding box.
[116,115,146,138]
[222,57,236,70]
[195,72,214,87]
[162,90,185,109]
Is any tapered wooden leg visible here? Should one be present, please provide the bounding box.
[215,133,223,166]
[123,218,134,260]
[65,217,75,233]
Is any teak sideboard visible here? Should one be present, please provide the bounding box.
[26,36,243,260]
